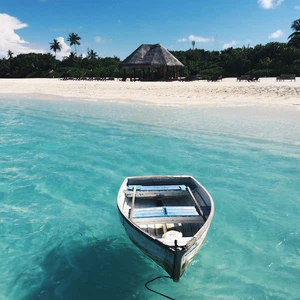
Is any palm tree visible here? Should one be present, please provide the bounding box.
[87,48,98,60]
[7,50,14,59]
[67,33,81,56]
[192,41,195,50]
[288,18,300,46]
[49,39,62,57]
[7,50,14,75]
[289,19,300,39]
[68,52,76,60]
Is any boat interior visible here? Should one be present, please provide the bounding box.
[120,179,211,247]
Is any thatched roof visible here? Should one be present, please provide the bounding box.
[121,44,184,68]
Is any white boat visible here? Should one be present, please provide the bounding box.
[117,175,214,282]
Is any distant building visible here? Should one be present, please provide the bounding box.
[120,44,184,81]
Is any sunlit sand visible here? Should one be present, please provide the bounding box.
[1,78,300,108]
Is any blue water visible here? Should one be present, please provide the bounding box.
[0,97,299,300]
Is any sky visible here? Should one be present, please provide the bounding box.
[0,0,300,60]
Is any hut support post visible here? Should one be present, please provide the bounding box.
[163,66,167,80]
[174,66,179,80]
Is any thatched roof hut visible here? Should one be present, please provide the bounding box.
[120,44,184,80]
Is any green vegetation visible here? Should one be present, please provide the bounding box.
[171,42,300,79]
[1,19,300,79]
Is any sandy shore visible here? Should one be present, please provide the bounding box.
[1,77,299,145]
[0,78,300,108]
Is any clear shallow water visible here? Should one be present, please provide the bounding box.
[0,97,299,300]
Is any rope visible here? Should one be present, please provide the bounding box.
[145,275,175,300]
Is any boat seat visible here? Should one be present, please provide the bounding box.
[132,206,210,218]
[125,185,189,197]
[127,185,187,191]
[130,206,210,225]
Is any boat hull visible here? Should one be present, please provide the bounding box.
[119,211,211,281]
[117,175,214,281]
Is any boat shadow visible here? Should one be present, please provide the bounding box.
[23,235,158,300]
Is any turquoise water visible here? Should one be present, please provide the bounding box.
[0,97,299,300]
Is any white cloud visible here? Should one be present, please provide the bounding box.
[177,38,187,42]
[94,36,111,44]
[177,34,214,43]
[188,35,214,43]
[54,37,71,60]
[0,13,44,58]
[222,40,238,49]
[268,29,283,39]
[257,0,284,9]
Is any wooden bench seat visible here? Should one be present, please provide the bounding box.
[125,184,189,197]
[133,216,202,225]
[130,206,210,225]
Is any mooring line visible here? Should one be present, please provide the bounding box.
[145,275,175,300]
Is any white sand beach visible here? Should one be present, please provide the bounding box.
[0,78,300,108]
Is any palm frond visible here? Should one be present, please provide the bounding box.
[288,31,300,40]
[291,19,300,31]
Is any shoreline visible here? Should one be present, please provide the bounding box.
[1,78,299,146]
[0,78,300,108]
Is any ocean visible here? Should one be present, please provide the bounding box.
[0,97,299,300]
